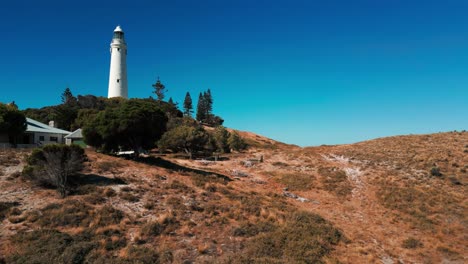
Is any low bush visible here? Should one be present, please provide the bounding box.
[430,167,442,177]
[141,215,179,237]
[94,205,124,227]
[191,173,228,188]
[36,200,93,228]
[7,229,92,263]
[125,246,160,264]
[274,172,314,191]
[232,221,277,237]
[0,201,20,221]
[402,237,423,249]
[120,191,140,202]
[22,144,86,197]
[241,211,343,263]
[319,167,352,197]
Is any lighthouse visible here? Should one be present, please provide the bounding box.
[107,25,128,98]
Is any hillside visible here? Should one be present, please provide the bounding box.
[0,131,467,263]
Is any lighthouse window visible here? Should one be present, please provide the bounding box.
[118,48,120,51]
[117,79,120,83]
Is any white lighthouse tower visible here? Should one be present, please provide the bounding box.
[107,25,128,98]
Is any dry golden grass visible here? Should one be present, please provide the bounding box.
[0,131,466,263]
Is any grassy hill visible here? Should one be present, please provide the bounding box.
[0,131,466,263]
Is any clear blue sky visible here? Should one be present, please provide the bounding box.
[1,0,467,146]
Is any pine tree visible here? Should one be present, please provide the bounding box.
[196,92,205,122]
[204,89,213,117]
[152,77,167,101]
[61,87,76,105]
[183,92,193,117]
[168,97,177,107]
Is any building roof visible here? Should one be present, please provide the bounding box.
[26,118,71,135]
[114,25,123,32]
[65,128,83,139]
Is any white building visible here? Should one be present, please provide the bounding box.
[107,25,128,98]
[0,118,71,148]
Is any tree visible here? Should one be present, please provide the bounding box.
[152,78,167,101]
[83,99,168,156]
[158,125,211,159]
[0,103,27,145]
[195,89,222,126]
[213,126,231,153]
[204,89,213,117]
[8,101,18,109]
[54,103,78,131]
[61,87,77,105]
[228,131,247,152]
[196,92,205,122]
[183,92,193,117]
[23,145,86,198]
[168,97,177,108]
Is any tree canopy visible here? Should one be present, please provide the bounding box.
[196,89,223,126]
[0,103,27,145]
[228,131,247,152]
[158,125,212,159]
[83,99,168,156]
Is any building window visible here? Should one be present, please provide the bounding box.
[118,48,120,51]
[39,136,45,141]
[50,136,58,142]
[117,79,120,83]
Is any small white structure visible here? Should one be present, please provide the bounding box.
[65,128,84,146]
[108,25,128,99]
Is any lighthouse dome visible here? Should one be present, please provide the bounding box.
[114,25,123,32]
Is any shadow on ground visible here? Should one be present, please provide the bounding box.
[71,174,126,186]
[136,156,232,182]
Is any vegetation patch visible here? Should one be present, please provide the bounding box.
[238,211,343,263]
[6,229,97,264]
[402,237,423,249]
[376,181,464,229]
[36,200,93,228]
[191,172,229,187]
[94,205,124,227]
[141,214,179,238]
[232,220,277,237]
[0,201,20,221]
[33,201,124,228]
[22,144,86,197]
[273,172,315,191]
[319,167,352,197]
